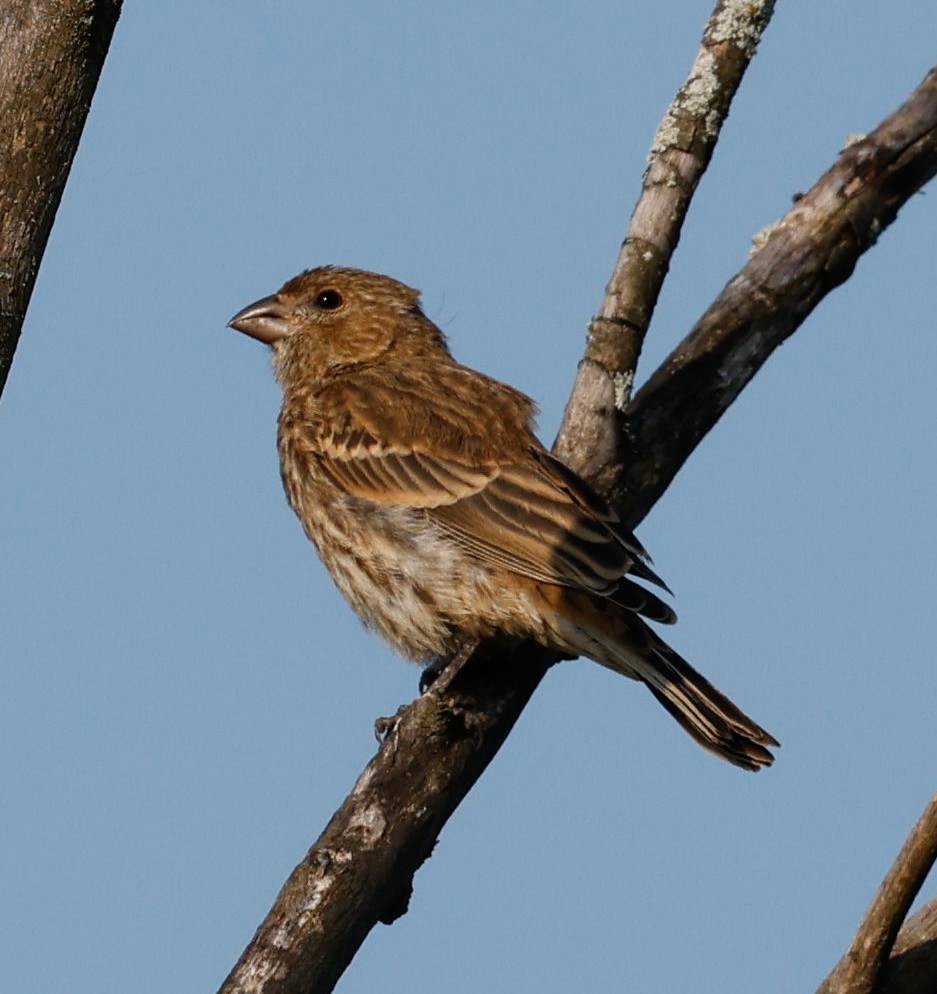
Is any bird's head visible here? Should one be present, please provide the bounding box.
[229,266,448,379]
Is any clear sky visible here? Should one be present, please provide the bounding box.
[3,2,936,992]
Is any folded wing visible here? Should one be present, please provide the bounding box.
[309,365,673,619]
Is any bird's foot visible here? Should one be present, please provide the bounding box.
[418,641,479,696]
[419,656,447,693]
[374,703,412,743]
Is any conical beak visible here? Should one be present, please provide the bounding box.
[228,294,290,344]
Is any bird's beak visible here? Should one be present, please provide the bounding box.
[228,294,290,345]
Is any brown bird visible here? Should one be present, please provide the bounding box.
[229,266,778,770]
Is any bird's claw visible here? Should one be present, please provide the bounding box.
[374,703,413,743]
[374,714,398,742]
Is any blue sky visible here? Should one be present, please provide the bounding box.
[3,2,937,992]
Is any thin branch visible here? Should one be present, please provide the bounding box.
[554,0,775,490]
[817,790,937,994]
[880,894,937,994]
[219,69,937,994]
[0,0,122,398]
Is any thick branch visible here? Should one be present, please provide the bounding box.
[554,0,775,491]
[220,642,554,994]
[220,60,937,994]
[0,0,122,398]
[817,791,937,994]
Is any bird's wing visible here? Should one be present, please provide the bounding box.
[430,450,672,613]
[309,365,524,507]
[430,455,631,594]
[309,367,668,599]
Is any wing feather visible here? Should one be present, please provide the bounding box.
[304,364,670,602]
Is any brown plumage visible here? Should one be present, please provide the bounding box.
[229,266,778,770]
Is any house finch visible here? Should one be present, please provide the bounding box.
[229,266,778,770]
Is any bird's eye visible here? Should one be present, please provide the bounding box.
[315,289,344,310]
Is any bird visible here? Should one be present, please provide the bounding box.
[229,266,778,770]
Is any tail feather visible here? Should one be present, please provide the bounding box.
[641,637,778,770]
[610,578,677,625]
[631,630,778,771]
[542,587,778,770]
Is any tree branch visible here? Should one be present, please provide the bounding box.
[616,65,937,521]
[220,641,555,994]
[554,0,775,491]
[219,65,937,994]
[881,894,937,994]
[5,6,933,993]
[0,0,122,398]
[817,790,937,994]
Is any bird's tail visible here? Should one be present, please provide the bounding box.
[635,632,778,771]
[541,587,779,770]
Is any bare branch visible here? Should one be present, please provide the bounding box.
[219,642,555,994]
[616,66,937,522]
[219,68,937,994]
[0,0,122,398]
[817,791,937,994]
[554,0,775,490]
[880,894,937,994]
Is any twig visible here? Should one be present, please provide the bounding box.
[817,790,937,994]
